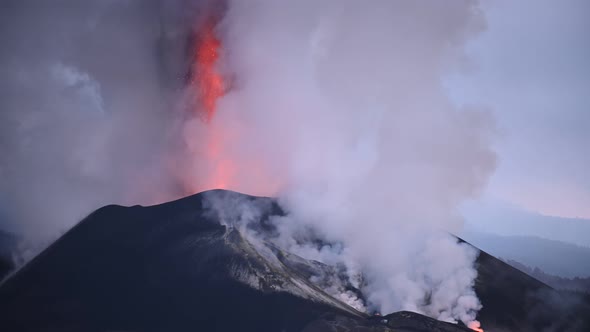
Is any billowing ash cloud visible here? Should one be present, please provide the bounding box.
[183,0,496,327]
[1,0,495,329]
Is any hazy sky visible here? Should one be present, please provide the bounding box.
[449,0,590,220]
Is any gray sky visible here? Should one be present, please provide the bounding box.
[449,0,590,221]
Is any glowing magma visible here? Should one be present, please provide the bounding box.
[186,19,280,196]
[188,19,235,191]
[193,20,224,123]
[468,321,484,332]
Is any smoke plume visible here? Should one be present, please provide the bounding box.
[0,0,496,328]
[181,0,496,327]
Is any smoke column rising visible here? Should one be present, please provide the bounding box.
[182,0,496,328]
[0,0,496,329]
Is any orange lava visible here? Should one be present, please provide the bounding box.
[193,19,224,123]
[184,17,281,197]
[188,18,235,192]
[468,320,484,332]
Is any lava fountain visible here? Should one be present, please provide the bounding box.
[184,17,235,192]
[192,18,224,123]
[182,17,281,197]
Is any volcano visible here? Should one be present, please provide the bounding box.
[0,190,588,332]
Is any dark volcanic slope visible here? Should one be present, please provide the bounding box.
[0,230,17,280]
[0,190,588,332]
[474,245,590,331]
[0,190,425,332]
[0,191,357,332]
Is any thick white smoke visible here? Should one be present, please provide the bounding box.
[183,0,496,327]
[1,0,496,328]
